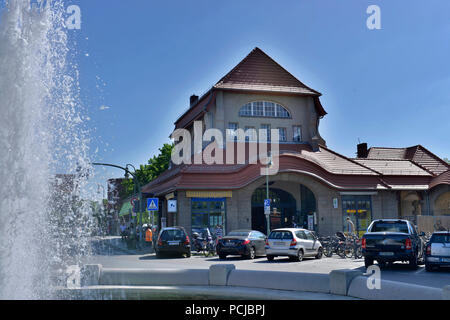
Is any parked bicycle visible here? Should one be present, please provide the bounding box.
[321,232,362,259]
[192,232,216,257]
[319,235,343,258]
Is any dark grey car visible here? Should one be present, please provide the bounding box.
[216,230,267,260]
[155,227,191,258]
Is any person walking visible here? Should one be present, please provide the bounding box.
[214,224,223,245]
[346,217,356,237]
[145,225,153,249]
[120,221,127,241]
[152,225,159,252]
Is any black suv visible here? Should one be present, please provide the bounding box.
[155,227,191,258]
[362,219,425,269]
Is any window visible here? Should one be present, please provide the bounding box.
[191,198,226,232]
[305,231,315,241]
[269,231,293,239]
[295,231,307,239]
[264,102,276,117]
[293,126,302,142]
[276,105,289,118]
[278,127,287,142]
[370,221,409,233]
[253,101,264,116]
[227,123,238,141]
[239,101,291,118]
[261,124,271,142]
[240,103,252,116]
[245,126,257,141]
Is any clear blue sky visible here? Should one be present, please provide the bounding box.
[70,0,449,181]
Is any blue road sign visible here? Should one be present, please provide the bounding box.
[264,199,271,213]
[147,198,159,211]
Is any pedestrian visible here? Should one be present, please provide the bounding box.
[214,224,223,244]
[145,225,153,248]
[346,217,356,237]
[152,225,158,251]
[120,221,127,241]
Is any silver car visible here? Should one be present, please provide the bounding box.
[265,228,323,262]
[425,231,450,271]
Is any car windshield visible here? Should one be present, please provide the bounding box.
[227,231,250,237]
[161,229,185,240]
[430,234,450,243]
[269,231,293,240]
[370,221,409,233]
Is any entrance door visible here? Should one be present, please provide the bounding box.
[341,195,372,238]
[251,207,267,234]
[251,188,296,234]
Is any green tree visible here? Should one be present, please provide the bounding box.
[122,143,174,197]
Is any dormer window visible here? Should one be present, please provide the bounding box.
[239,101,291,118]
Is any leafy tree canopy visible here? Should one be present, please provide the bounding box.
[122,143,174,197]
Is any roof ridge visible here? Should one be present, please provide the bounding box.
[253,48,322,95]
[319,144,383,176]
[412,144,450,169]
[215,47,321,95]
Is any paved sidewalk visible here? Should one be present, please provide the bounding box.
[92,236,154,255]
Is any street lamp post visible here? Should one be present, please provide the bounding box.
[265,152,272,237]
[125,164,144,242]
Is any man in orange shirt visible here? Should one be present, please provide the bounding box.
[145,225,153,248]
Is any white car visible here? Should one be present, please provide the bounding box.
[425,231,450,271]
[265,228,323,262]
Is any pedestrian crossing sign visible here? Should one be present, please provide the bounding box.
[147,198,159,211]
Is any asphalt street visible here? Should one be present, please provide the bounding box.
[84,245,450,290]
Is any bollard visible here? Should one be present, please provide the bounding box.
[209,264,236,286]
[443,285,450,300]
[329,269,363,296]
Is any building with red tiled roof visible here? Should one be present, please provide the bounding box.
[142,48,450,236]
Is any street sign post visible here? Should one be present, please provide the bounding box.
[264,199,271,236]
[264,199,271,214]
[147,198,159,211]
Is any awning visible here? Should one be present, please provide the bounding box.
[119,202,132,217]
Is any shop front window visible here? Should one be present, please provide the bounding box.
[342,195,372,238]
[191,198,226,233]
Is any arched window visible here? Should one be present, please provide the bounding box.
[239,101,291,118]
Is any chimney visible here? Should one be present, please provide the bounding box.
[357,143,368,158]
[311,136,320,152]
[190,94,199,107]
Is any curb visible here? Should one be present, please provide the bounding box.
[58,264,450,300]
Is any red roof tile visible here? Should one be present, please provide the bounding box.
[174,48,328,128]
[406,145,449,176]
[214,48,321,95]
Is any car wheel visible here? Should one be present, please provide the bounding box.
[292,249,303,262]
[378,261,387,269]
[246,247,256,260]
[425,263,433,272]
[409,254,419,270]
[155,251,162,259]
[219,254,227,260]
[267,255,274,262]
[364,257,374,268]
[315,247,323,259]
